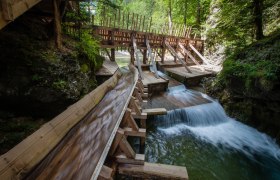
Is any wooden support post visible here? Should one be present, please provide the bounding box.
[122,108,139,131]
[161,37,166,62]
[143,49,147,64]
[109,128,125,156]
[119,136,136,159]
[110,31,115,61]
[129,97,142,115]
[130,48,135,64]
[111,48,115,61]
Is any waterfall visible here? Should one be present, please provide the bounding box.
[152,86,280,162]
[154,101,228,128]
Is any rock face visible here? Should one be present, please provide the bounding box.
[204,32,280,142]
[0,15,101,118]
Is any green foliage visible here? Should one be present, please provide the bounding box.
[52,80,67,90]
[206,0,280,52]
[78,32,103,71]
[218,32,280,91]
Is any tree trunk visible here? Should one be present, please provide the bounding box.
[53,0,62,49]
[196,0,201,29]
[168,0,172,35]
[253,0,264,40]
[184,0,187,26]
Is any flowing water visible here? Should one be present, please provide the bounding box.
[146,86,280,180]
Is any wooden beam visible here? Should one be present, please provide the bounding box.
[142,108,167,116]
[189,43,210,65]
[165,41,192,73]
[116,153,145,165]
[132,112,147,120]
[98,165,113,180]
[124,127,146,137]
[118,162,189,180]
[129,97,142,115]
[109,128,125,156]
[119,136,136,159]
[123,108,139,131]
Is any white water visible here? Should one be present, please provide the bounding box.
[156,88,280,162]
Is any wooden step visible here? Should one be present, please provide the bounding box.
[142,108,167,115]
[118,162,188,180]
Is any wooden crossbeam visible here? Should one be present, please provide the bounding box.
[115,153,145,165]
[165,41,192,73]
[189,43,210,65]
[132,112,147,120]
[178,42,200,65]
[124,127,146,137]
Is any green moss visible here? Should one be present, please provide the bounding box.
[80,64,89,73]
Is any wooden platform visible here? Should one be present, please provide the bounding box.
[164,66,214,86]
[118,162,188,180]
[141,71,168,94]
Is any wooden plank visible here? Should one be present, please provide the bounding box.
[118,162,188,180]
[132,112,147,120]
[142,108,167,115]
[124,128,146,137]
[116,154,145,165]
[98,165,113,180]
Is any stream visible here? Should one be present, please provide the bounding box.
[145,85,280,180]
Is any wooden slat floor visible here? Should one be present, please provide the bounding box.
[141,71,168,87]
[165,66,213,79]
